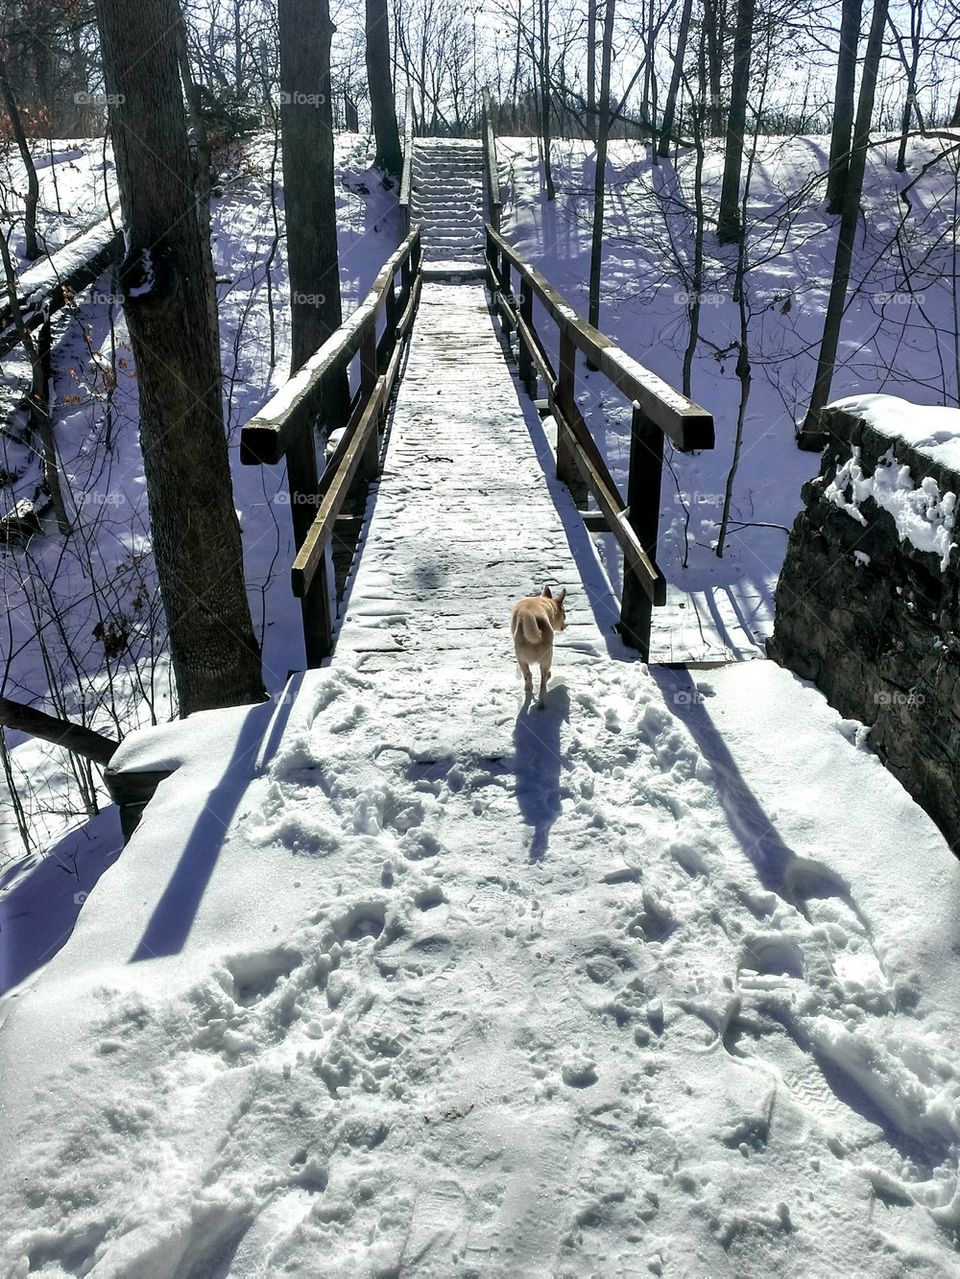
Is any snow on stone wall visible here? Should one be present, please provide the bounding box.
[769,395,960,851]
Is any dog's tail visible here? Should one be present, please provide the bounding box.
[518,612,543,644]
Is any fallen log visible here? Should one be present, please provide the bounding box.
[0,696,119,765]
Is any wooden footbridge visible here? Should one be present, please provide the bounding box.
[241,102,714,669]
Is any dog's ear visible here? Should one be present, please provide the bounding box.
[542,585,553,598]
[557,588,566,604]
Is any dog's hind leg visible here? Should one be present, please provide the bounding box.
[538,661,551,708]
[519,660,533,693]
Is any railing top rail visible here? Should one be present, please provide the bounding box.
[486,224,714,452]
[241,226,421,466]
[399,85,415,215]
[481,89,501,223]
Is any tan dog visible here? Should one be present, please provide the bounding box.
[511,586,567,707]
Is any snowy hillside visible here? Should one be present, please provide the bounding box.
[0,134,403,862]
[498,134,960,662]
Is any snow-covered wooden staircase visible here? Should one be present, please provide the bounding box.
[410,138,486,279]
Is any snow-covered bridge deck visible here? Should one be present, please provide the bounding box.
[335,279,614,670]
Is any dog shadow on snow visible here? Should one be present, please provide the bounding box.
[512,684,571,861]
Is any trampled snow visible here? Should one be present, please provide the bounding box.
[2,656,960,1277]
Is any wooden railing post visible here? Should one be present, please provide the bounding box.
[385,274,398,351]
[401,253,412,309]
[400,84,415,235]
[498,255,510,306]
[518,278,535,395]
[555,326,578,487]
[286,426,334,665]
[620,405,665,661]
[359,327,380,476]
[482,87,502,233]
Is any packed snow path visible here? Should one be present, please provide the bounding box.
[335,279,615,670]
[3,289,960,1276]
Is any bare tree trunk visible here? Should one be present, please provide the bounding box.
[0,62,40,260]
[893,0,923,173]
[681,51,707,397]
[175,12,220,350]
[539,0,555,199]
[586,0,598,141]
[278,0,348,431]
[716,0,754,243]
[825,0,862,212]
[233,0,244,96]
[511,0,523,130]
[950,85,960,128]
[716,46,772,556]
[94,0,266,714]
[657,0,694,157]
[588,0,615,330]
[647,0,658,158]
[799,0,889,446]
[366,0,403,177]
[703,0,725,137]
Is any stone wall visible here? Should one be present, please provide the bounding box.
[768,402,960,852]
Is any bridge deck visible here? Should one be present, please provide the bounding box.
[335,280,618,670]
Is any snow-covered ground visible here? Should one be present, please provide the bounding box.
[3,129,959,865]
[4,127,960,1275]
[2,657,959,1277]
[0,133,403,864]
[497,133,960,662]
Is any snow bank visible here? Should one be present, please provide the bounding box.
[831,394,960,474]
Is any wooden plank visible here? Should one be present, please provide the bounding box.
[396,272,422,340]
[103,766,174,843]
[241,228,421,466]
[291,376,388,597]
[620,407,666,656]
[486,225,714,451]
[0,695,119,765]
[553,408,664,604]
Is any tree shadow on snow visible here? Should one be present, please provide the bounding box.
[130,677,301,963]
[651,668,868,922]
[0,807,124,996]
[512,684,570,860]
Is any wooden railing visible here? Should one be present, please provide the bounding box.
[484,225,715,659]
[0,213,122,358]
[399,85,415,235]
[481,89,502,233]
[241,227,423,665]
